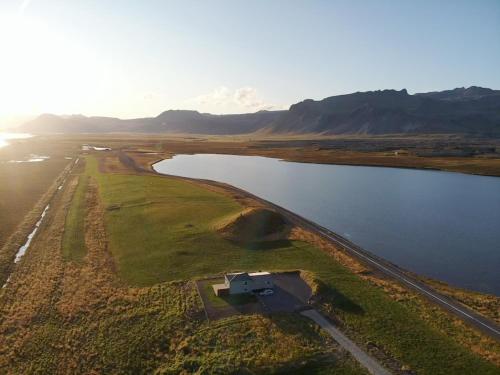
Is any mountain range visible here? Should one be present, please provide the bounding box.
[20,86,500,136]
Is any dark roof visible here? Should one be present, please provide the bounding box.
[225,272,252,283]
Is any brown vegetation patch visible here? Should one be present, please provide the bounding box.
[56,179,121,318]
[0,165,205,373]
[97,152,124,174]
[423,278,500,325]
[217,207,291,243]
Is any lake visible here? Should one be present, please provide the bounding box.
[0,133,32,148]
[153,154,500,296]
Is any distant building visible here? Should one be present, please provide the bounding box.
[212,271,273,296]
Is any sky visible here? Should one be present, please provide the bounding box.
[0,0,499,127]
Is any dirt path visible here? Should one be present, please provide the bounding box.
[301,309,392,375]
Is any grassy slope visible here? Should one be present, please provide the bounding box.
[84,157,499,374]
[62,173,88,261]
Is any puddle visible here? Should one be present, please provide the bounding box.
[8,154,50,163]
[2,157,78,289]
[2,204,50,289]
[0,133,33,149]
[1,276,11,288]
[82,144,111,151]
[14,204,50,263]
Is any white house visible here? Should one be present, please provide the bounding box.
[212,271,274,296]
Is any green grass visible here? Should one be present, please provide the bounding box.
[83,156,499,375]
[203,278,257,308]
[62,174,88,261]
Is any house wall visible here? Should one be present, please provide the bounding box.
[229,280,252,294]
[251,276,273,290]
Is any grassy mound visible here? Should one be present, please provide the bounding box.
[217,207,290,243]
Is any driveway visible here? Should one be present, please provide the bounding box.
[258,272,312,313]
[301,309,391,375]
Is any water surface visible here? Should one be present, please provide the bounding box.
[154,154,500,295]
[0,133,32,148]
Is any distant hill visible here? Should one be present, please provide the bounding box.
[272,88,500,135]
[20,87,500,136]
[415,86,500,101]
[21,110,283,135]
[149,110,283,134]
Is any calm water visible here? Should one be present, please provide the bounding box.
[0,133,32,148]
[154,154,500,295]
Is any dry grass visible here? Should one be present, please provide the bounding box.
[35,133,500,177]
[0,161,73,287]
[290,227,500,366]
[423,278,500,325]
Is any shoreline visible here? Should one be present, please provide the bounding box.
[143,154,500,341]
[40,133,500,177]
[155,150,500,178]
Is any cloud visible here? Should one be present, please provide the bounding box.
[189,86,286,112]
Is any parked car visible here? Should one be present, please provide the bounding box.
[259,289,274,296]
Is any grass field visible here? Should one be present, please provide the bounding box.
[0,158,365,374]
[74,155,500,375]
[87,156,244,285]
[62,171,88,261]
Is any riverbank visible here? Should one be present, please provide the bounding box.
[145,134,500,177]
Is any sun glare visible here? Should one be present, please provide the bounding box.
[0,12,107,120]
